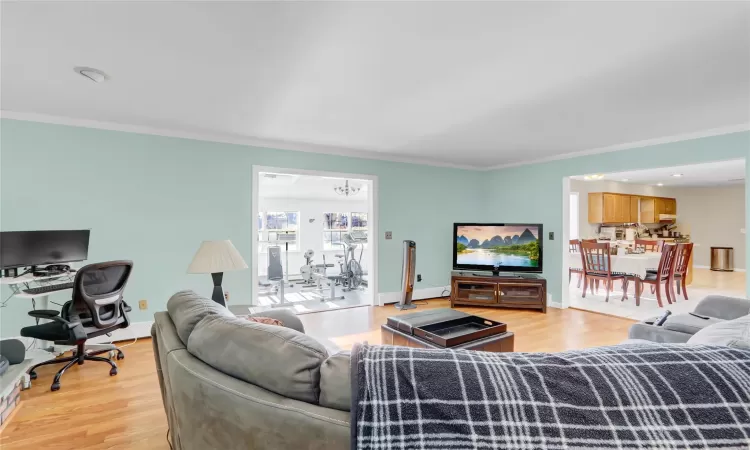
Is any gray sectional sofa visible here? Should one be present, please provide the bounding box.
[151,290,351,450]
[628,295,750,344]
[153,291,750,449]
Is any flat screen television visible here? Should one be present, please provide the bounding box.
[453,223,543,273]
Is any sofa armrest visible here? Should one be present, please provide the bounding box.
[250,308,305,334]
[693,295,750,320]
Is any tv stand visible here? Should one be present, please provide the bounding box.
[451,273,547,313]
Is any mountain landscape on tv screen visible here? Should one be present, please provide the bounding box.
[456,226,540,268]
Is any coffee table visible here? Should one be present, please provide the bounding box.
[381,308,514,352]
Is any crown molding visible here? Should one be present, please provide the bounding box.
[0,110,480,171]
[483,123,750,171]
[3,110,747,173]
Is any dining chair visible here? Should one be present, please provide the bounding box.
[634,244,678,308]
[579,241,628,302]
[569,240,583,288]
[672,243,694,300]
[635,239,659,252]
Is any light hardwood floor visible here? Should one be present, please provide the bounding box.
[1,300,634,449]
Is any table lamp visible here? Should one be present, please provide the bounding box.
[188,240,248,307]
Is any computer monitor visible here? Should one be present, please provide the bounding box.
[0,230,90,269]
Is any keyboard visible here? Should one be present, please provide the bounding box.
[23,282,74,295]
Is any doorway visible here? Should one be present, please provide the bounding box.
[563,159,746,320]
[250,166,378,314]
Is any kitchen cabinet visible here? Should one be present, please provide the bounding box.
[589,193,635,224]
[639,197,677,223]
[630,196,640,223]
[589,193,675,224]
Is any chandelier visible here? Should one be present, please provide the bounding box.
[333,180,362,197]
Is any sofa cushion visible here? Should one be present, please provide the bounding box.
[663,313,724,335]
[688,314,750,349]
[166,290,234,344]
[187,314,329,404]
[319,351,351,411]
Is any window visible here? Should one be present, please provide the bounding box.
[351,212,368,230]
[257,212,263,243]
[259,211,299,251]
[323,212,369,250]
[351,212,368,247]
[323,213,348,250]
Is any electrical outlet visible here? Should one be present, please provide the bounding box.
[417,274,422,282]
[549,232,554,240]
[224,290,230,302]
[385,231,392,240]
[138,299,148,310]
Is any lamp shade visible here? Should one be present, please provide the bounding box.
[187,240,248,274]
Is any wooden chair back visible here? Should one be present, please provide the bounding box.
[580,241,612,276]
[569,239,581,253]
[635,239,659,252]
[674,243,693,276]
[655,244,678,280]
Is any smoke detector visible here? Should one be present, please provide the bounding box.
[74,67,108,83]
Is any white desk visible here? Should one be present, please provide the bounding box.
[2,272,76,355]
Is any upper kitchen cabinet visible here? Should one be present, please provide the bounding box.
[588,193,636,223]
[640,197,677,223]
[588,192,674,224]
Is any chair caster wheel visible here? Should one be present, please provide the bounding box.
[29,372,38,380]
[51,383,60,391]
[110,368,118,376]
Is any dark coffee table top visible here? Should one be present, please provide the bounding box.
[386,308,469,334]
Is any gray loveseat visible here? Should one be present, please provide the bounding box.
[151,290,351,450]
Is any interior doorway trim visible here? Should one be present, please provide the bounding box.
[251,165,379,307]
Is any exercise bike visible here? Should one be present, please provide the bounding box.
[334,231,367,291]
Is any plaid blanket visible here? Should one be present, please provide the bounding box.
[350,343,750,449]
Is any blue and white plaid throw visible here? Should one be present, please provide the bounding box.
[350,343,750,449]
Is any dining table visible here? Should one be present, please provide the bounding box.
[569,251,663,280]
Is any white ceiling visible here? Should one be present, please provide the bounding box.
[571,159,746,187]
[259,173,369,201]
[2,2,749,169]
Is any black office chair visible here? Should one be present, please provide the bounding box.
[21,260,133,391]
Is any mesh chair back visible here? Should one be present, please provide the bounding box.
[72,260,133,329]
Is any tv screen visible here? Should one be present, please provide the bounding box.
[453,223,543,273]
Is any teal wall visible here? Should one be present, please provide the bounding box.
[0,119,485,337]
[486,131,750,305]
[2,119,747,338]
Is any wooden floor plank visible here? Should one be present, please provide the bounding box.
[1,300,634,449]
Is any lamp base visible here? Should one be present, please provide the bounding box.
[211,272,226,307]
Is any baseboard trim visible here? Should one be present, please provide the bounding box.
[378,286,450,306]
[694,265,745,272]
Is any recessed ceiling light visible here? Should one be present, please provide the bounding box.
[672,173,684,178]
[657,183,664,186]
[583,174,605,181]
[74,66,108,83]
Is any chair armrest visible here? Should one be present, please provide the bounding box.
[28,310,60,319]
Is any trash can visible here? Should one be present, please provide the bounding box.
[710,247,734,272]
